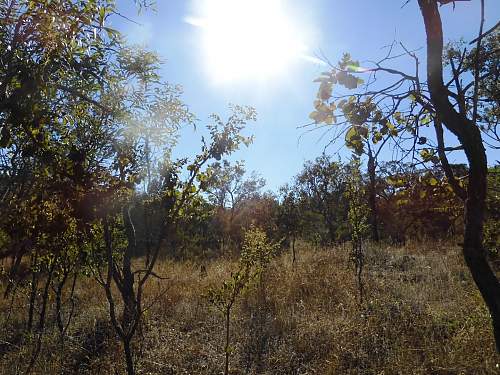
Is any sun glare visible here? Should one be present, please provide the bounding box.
[187,0,310,84]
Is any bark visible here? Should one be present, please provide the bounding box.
[121,207,139,374]
[224,307,231,375]
[123,338,135,375]
[103,215,138,375]
[367,150,379,242]
[418,0,500,352]
[54,269,69,337]
[326,218,336,245]
[26,251,39,333]
[27,272,37,333]
[25,263,55,374]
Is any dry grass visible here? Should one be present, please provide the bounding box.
[1,241,499,374]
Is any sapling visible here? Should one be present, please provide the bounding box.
[206,226,279,375]
[345,158,369,304]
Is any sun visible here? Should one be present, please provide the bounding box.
[186,0,310,84]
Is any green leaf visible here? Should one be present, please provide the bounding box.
[428,177,438,186]
[99,7,106,26]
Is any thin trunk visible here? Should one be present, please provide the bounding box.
[418,0,500,352]
[353,241,364,305]
[4,242,23,298]
[121,206,138,330]
[291,235,296,264]
[326,218,336,245]
[27,251,39,333]
[63,272,78,336]
[123,338,135,375]
[224,307,231,375]
[54,269,69,337]
[25,263,54,374]
[122,206,138,372]
[463,155,500,351]
[27,272,37,333]
[367,151,379,242]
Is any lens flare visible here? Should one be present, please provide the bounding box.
[187,0,311,84]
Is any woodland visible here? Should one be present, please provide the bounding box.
[0,0,499,374]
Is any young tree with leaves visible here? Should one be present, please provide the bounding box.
[207,225,278,375]
[345,158,369,304]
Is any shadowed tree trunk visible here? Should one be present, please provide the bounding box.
[418,0,500,352]
[224,306,231,375]
[367,149,379,242]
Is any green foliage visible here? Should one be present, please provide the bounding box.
[294,154,350,244]
[206,226,279,312]
[345,158,369,247]
[206,225,279,374]
[204,160,265,209]
[377,162,465,241]
[345,158,369,303]
[445,30,499,135]
[277,184,302,241]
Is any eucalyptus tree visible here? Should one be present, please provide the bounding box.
[310,0,500,351]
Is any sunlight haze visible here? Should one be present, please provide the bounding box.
[185,0,316,85]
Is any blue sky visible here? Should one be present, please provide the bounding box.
[113,0,499,191]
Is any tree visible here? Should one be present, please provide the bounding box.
[311,0,500,351]
[95,105,255,375]
[0,2,257,371]
[418,0,499,352]
[277,184,302,263]
[294,154,349,245]
[345,158,369,304]
[205,160,265,211]
[207,225,278,375]
[205,160,265,252]
[310,54,393,242]
[0,2,125,370]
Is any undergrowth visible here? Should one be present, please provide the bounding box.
[0,240,498,374]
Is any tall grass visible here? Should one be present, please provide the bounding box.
[1,240,498,374]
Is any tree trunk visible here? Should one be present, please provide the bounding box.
[418,0,500,352]
[291,235,296,264]
[27,250,39,333]
[326,218,336,245]
[123,338,135,375]
[463,146,500,351]
[54,269,70,339]
[27,270,38,333]
[367,150,379,242]
[121,206,138,331]
[224,307,231,375]
[25,263,55,374]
